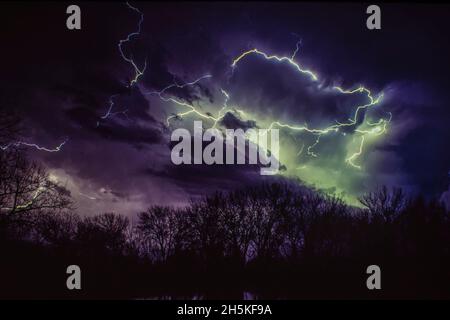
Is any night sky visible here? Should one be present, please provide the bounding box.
[1,2,450,216]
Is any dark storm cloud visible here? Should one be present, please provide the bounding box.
[152,127,288,198]
[94,120,163,146]
[370,82,450,196]
[219,112,257,131]
[144,163,261,198]
[144,160,287,199]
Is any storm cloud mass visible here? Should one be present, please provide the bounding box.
[1,2,450,215]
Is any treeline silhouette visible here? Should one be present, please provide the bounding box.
[1,178,449,298]
[1,111,449,299]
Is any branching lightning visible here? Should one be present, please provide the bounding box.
[98,2,146,127]
[0,4,387,171]
[154,41,390,170]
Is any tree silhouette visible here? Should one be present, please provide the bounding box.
[76,213,129,254]
[1,171,449,298]
[138,206,179,262]
[0,112,72,241]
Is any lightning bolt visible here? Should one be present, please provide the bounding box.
[145,74,212,98]
[0,181,47,212]
[143,74,220,126]
[97,95,130,127]
[231,47,318,81]
[119,2,147,87]
[156,41,389,170]
[291,40,301,60]
[98,2,146,126]
[79,192,97,200]
[346,136,365,169]
[0,139,68,152]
